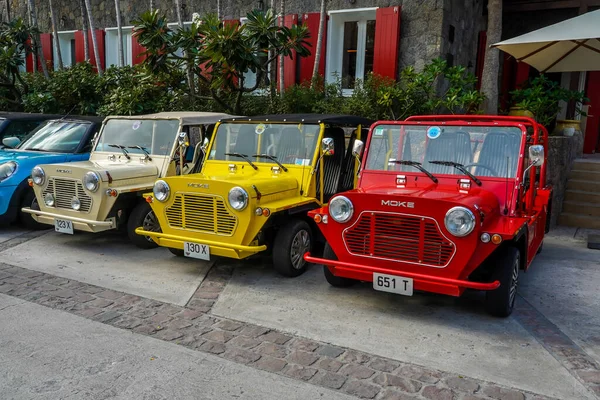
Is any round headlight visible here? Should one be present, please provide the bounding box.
[31,166,45,186]
[0,161,17,182]
[445,206,476,237]
[329,195,354,223]
[228,187,248,211]
[44,193,55,207]
[153,180,170,202]
[83,171,100,192]
[71,196,81,211]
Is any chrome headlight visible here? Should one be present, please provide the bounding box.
[31,166,45,186]
[83,171,100,192]
[153,180,170,202]
[71,196,81,211]
[329,195,353,223]
[445,206,476,237]
[228,186,248,211]
[0,161,17,182]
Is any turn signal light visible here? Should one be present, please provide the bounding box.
[314,214,322,223]
[28,179,33,187]
[262,208,271,217]
[105,189,118,197]
[491,234,503,245]
[146,196,153,203]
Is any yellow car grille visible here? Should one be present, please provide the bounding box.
[165,193,237,235]
[43,178,92,213]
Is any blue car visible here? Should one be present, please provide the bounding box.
[0,116,103,228]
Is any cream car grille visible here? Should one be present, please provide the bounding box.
[43,178,93,213]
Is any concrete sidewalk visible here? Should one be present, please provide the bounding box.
[0,293,353,400]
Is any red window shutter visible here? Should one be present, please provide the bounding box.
[583,71,600,154]
[224,19,240,28]
[75,30,105,72]
[299,12,326,84]
[475,31,486,90]
[276,14,298,90]
[515,62,530,87]
[131,31,147,65]
[25,38,33,73]
[373,6,401,79]
[500,52,516,110]
[40,33,53,72]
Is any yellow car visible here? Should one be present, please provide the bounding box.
[136,114,373,276]
[22,112,236,248]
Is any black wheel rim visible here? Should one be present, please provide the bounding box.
[142,210,160,242]
[290,229,310,270]
[509,255,519,307]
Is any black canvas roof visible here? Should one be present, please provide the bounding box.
[221,114,374,126]
[0,112,103,124]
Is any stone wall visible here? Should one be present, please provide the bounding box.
[546,133,583,227]
[5,0,470,74]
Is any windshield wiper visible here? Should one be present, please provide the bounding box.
[253,154,288,172]
[108,144,131,160]
[128,145,152,161]
[389,160,438,183]
[225,152,258,170]
[429,161,482,186]
[23,148,50,152]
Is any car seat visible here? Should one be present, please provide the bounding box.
[277,127,303,163]
[315,127,345,203]
[423,130,473,174]
[232,125,257,156]
[475,130,521,177]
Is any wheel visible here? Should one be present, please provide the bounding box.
[168,247,185,257]
[127,202,160,249]
[485,246,520,317]
[322,243,355,287]
[19,189,49,230]
[272,219,312,277]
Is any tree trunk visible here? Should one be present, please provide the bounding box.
[480,0,502,114]
[175,0,196,97]
[27,0,50,78]
[150,0,154,12]
[80,0,90,61]
[311,0,326,88]
[84,0,103,75]
[278,0,285,93]
[115,0,125,67]
[175,0,183,26]
[5,0,11,22]
[217,0,220,19]
[49,0,64,70]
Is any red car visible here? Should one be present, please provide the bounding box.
[304,115,551,317]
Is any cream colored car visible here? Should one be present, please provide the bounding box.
[22,112,235,248]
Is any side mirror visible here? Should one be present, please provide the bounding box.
[2,137,20,148]
[352,140,364,158]
[321,137,334,156]
[529,145,544,166]
[178,131,189,148]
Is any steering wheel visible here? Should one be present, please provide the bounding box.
[463,163,499,177]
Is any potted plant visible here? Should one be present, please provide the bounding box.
[510,75,588,135]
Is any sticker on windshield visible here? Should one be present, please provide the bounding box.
[255,124,266,135]
[374,127,384,136]
[295,158,311,166]
[132,121,142,130]
[427,126,442,139]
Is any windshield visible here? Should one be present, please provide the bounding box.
[94,119,180,156]
[208,123,321,166]
[365,124,523,178]
[18,121,90,153]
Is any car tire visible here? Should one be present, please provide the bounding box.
[272,219,312,277]
[19,189,49,230]
[322,243,355,288]
[485,246,520,318]
[168,247,185,257]
[128,202,160,249]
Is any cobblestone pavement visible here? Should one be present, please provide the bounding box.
[1,255,598,400]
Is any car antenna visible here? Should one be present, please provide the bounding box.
[504,156,509,215]
[56,104,77,123]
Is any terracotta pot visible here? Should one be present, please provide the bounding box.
[553,119,581,137]
[508,107,535,118]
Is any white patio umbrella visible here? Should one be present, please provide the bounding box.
[492,10,600,73]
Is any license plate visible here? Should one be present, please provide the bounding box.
[373,273,413,296]
[54,219,74,235]
[184,242,210,260]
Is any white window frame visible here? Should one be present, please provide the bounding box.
[105,26,134,67]
[325,7,377,96]
[53,30,77,69]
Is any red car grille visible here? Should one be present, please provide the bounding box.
[342,212,455,267]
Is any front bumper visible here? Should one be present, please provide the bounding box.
[21,207,116,233]
[0,185,18,224]
[135,228,267,259]
[304,253,500,297]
